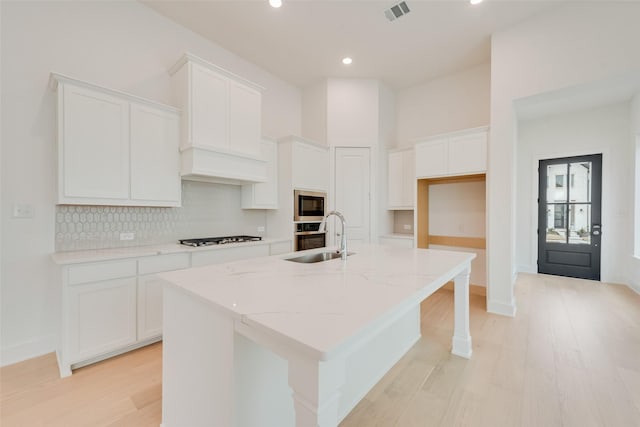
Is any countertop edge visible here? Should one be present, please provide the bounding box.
[51,237,292,265]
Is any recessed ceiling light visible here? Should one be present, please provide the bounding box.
[470,0,483,4]
[342,57,353,65]
[269,0,282,8]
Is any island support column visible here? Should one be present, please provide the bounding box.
[288,353,346,427]
[451,265,473,358]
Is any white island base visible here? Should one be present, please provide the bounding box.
[159,245,474,427]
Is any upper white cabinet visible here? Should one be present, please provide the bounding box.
[388,148,414,209]
[170,53,267,185]
[290,138,329,191]
[130,103,181,203]
[242,138,278,209]
[50,73,181,207]
[415,127,488,178]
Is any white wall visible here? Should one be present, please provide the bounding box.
[327,79,380,147]
[0,1,301,366]
[301,81,327,145]
[516,102,632,284]
[395,63,490,147]
[489,2,640,316]
[631,93,640,294]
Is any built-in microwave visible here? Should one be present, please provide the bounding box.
[294,190,326,221]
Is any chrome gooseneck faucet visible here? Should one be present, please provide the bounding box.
[318,210,348,260]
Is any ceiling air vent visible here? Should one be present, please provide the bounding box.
[384,1,410,22]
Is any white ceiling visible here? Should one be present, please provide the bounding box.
[142,0,564,90]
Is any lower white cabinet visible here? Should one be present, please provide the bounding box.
[137,253,190,341]
[56,241,291,377]
[137,274,165,341]
[68,277,137,364]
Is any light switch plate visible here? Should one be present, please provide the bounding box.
[257,226,265,232]
[120,232,135,241]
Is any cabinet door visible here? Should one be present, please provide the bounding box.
[292,143,329,191]
[228,82,261,156]
[190,63,228,149]
[130,103,181,205]
[388,152,404,208]
[241,139,278,209]
[415,138,448,178]
[60,84,129,201]
[448,132,487,175]
[137,274,164,340]
[68,277,137,363]
[402,150,415,207]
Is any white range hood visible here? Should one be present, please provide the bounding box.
[170,53,267,185]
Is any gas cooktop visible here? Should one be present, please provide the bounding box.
[179,235,262,247]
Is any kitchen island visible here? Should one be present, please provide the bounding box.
[158,244,475,427]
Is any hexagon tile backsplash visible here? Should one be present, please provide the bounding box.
[54,181,266,251]
[55,205,182,251]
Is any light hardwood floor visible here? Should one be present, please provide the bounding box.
[2,273,639,426]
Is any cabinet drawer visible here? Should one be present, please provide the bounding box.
[191,245,270,267]
[138,253,190,275]
[68,259,137,285]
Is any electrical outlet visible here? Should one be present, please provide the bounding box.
[119,232,135,241]
[257,226,265,233]
[403,224,411,231]
[12,204,34,219]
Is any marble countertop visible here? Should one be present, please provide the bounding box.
[158,244,475,360]
[51,237,291,265]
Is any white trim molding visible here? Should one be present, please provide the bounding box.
[487,298,517,317]
[1,334,57,368]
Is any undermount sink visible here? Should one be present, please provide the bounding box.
[285,251,354,264]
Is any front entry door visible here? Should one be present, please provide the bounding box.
[538,154,602,280]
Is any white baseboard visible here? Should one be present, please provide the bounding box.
[629,281,640,295]
[517,264,537,274]
[1,334,57,367]
[487,298,517,317]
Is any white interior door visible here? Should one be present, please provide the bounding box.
[334,147,371,249]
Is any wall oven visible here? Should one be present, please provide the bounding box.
[294,190,326,221]
[294,222,326,251]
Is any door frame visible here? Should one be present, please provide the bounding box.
[529,147,611,280]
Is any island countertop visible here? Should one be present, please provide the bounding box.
[158,244,475,361]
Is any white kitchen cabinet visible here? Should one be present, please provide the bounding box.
[170,53,267,184]
[228,82,262,156]
[291,139,329,191]
[388,148,415,209]
[68,278,137,364]
[50,73,181,207]
[448,132,487,176]
[415,127,487,178]
[57,82,130,201]
[130,102,181,203]
[137,253,190,341]
[242,138,278,209]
